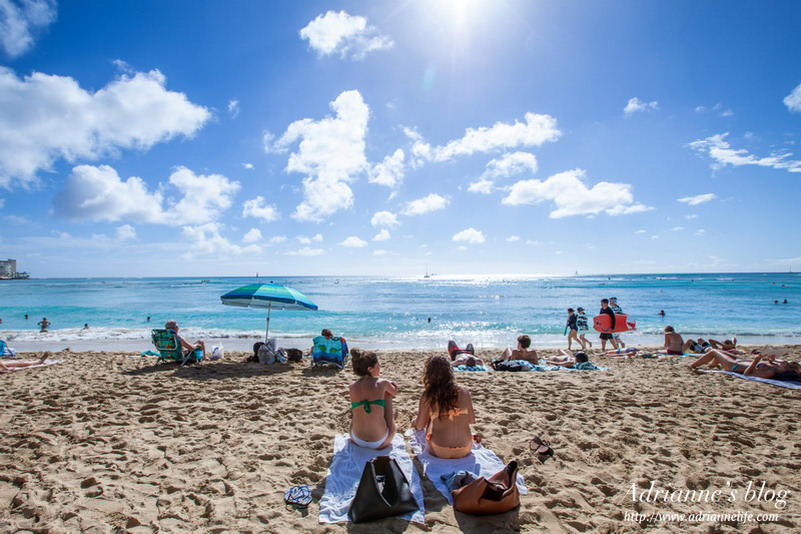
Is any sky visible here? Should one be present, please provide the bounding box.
[0,0,800,277]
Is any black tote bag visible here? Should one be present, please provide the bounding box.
[348,455,419,523]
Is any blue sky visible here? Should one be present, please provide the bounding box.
[0,0,800,277]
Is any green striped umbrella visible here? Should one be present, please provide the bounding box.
[220,283,318,341]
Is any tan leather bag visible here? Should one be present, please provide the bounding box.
[452,461,520,515]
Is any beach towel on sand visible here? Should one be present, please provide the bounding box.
[0,340,16,358]
[319,433,425,524]
[493,360,607,372]
[701,369,801,390]
[2,359,64,372]
[455,364,491,372]
[406,429,527,504]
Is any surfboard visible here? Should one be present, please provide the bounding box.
[593,313,636,333]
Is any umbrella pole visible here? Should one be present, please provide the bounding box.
[265,302,271,342]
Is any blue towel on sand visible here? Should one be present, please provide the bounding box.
[701,370,801,390]
[454,364,490,372]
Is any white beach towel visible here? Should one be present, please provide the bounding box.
[2,359,64,372]
[406,429,527,504]
[701,369,801,389]
[318,433,425,524]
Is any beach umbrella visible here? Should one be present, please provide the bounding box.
[220,283,318,341]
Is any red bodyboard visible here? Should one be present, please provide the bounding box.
[593,313,636,333]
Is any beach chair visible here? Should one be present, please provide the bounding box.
[0,339,16,358]
[311,335,349,369]
[151,329,202,366]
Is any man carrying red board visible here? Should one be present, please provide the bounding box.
[598,299,618,351]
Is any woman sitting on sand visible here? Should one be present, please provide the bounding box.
[349,349,397,449]
[414,355,476,459]
[0,352,51,372]
[165,320,206,361]
[690,349,801,380]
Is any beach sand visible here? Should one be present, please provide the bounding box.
[1,346,799,533]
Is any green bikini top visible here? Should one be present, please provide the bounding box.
[351,399,385,414]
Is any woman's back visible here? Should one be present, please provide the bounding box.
[427,385,474,447]
[349,377,390,442]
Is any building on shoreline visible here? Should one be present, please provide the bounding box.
[0,259,29,279]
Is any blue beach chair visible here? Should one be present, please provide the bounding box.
[311,335,349,370]
[0,339,16,358]
[151,329,202,366]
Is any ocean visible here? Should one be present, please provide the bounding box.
[0,273,799,352]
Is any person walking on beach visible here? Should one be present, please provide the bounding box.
[598,299,617,351]
[609,297,625,348]
[576,307,592,350]
[565,308,581,350]
[37,317,51,332]
[349,348,397,449]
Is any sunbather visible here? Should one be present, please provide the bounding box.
[414,355,476,459]
[0,352,51,372]
[447,340,474,360]
[708,337,739,352]
[499,334,539,364]
[602,346,645,356]
[349,349,397,449]
[690,349,801,380]
[547,349,590,368]
[164,320,206,361]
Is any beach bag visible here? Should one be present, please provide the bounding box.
[491,360,527,372]
[452,461,520,515]
[286,348,303,362]
[348,456,418,523]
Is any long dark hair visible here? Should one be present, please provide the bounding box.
[423,355,459,414]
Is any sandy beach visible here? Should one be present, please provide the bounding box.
[1,345,799,533]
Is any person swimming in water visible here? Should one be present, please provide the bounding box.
[348,348,397,449]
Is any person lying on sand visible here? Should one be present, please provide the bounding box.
[0,352,51,372]
[451,354,482,367]
[690,349,801,380]
[348,349,397,450]
[602,346,646,356]
[447,340,474,360]
[547,349,591,368]
[708,337,739,353]
[164,320,206,361]
[499,334,539,364]
[414,355,476,459]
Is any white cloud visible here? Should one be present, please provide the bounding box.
[54,164,240,225]
[116,224,136,241]
[685,214,698,220]
[182,223,259,256]
[341,235,367,248]
[0,0,56,58]
[502,169,653,218]
[506,235,520,242]
[409,113,560,164]
[0,67,211,188]
[243,228,262,243]
[634,229,647,234]
[467,178,494,194]
[373,229,390,241]
[784,83,801,112]
[272,90,369,221]
[297,233,323,245]
[470,152,538,194]
[525,240,541,246]
[624,97,659,115]
[269,235,287,244]
[373,249,388,256]
[369,148,404,188]
[482,152,538,179]
[695,229,706,236]
[228,99,239,118]
[452,227,485,244]
[299,10,393,60]
[671,226,684,231]
[371,210,398,228]
[402,193,449,216]
[689,133,801,173]
[242,196,280,222]
[287,246,324,257]
[677,193,716,206]
[242,163,254,169]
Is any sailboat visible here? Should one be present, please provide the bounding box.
[424,265,431,279]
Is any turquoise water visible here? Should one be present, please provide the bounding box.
[0,273,799,350]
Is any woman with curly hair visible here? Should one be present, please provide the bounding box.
[413,354,475,459]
